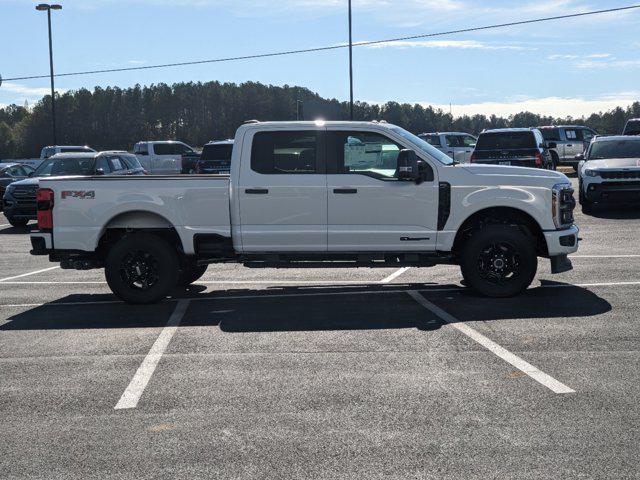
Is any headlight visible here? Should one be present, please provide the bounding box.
[584,169,599,177]
[552,182,575,229]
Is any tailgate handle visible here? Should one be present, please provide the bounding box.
[333,188,358,194]
[245,188,269,195]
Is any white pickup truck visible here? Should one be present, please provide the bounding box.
[133,140,196,175]
[30,121,579,304]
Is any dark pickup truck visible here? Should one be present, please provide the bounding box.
[470,128,556,170]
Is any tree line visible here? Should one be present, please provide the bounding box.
[1,80,639,158]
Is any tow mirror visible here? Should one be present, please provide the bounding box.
[397,149,420,181]
[95,168,105,176]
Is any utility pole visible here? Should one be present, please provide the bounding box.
[348,0,354,120]
[36,4,62,145]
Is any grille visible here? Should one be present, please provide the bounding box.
[11,185,38,203]
[600,170,640,180]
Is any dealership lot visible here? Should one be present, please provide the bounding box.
[1,175,639,479]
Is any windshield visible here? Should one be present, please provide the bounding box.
[389,126,454,165]
[476,132,536,150]
[34,157,95,177]
[588,140,640,159]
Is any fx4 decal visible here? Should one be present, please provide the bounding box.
[61,190,95,200]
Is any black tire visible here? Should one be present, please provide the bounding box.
[7,217,28,228]
[460,225,537,298]
[105,233,179,304]
[177,262,208,286]
[578,180,594,214]
[548,152,558,171]
[572,165,579,172]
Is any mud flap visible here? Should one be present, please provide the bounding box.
[550,254,573,274]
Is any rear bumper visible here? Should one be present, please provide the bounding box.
[473,159,538,168]
[30,231,53,255]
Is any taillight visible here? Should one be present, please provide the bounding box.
[535,152,543,167]
[37,188,54,230]
[469,153,476,163]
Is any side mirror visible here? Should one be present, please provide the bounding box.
[28,171,35,177]
[397,149,420,181]
[547,142,557,149]
[574,153,585,161]
[95,168,105,176]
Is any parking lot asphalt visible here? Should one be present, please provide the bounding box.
[1,175,639,479]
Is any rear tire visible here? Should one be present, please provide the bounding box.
[105,233,179,304]
[579,180,594,214]
[460,225,537,298]
[7,217,28,228]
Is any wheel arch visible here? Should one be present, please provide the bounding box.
[452,206,548,258]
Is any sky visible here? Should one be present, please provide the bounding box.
[1,0,640,118]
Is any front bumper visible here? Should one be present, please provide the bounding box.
[2,196,37,220]
[544,224,579,256]
[584,181,640,204]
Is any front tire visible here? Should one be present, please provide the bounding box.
[460,225,537,298]
[579,180,594,214]
[177,262,208,286]
[105,233,179,304]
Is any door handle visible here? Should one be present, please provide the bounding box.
[333,188,358,194]
[566,144,573,147]
[245,188,269,194]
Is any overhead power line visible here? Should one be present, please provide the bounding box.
[3,4,640,83]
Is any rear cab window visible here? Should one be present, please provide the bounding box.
[201,144,233,161]
[476,131,537,150]
[624,120,640,135]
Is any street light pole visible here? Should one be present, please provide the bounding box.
[348,0,354,121]
[36,4,62,145]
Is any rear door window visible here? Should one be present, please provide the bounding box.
[251,131,319,174]
[540,128,561,141]
[201,144,233,161]
[445,136,463,148]
[565,129,583,141]
[476,132,536,150]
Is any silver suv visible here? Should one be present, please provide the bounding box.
[418,132,477,163]
[537,125,597,170]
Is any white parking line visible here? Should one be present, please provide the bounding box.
[379,267,410,284]
[0,223,9,228]
[0,266,60,283]
[406,290,575,394]
[114,299,190,410]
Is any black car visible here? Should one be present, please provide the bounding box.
[623,118,640,136]
[2,151,145,228]
[470,128,556,169]
[181,140,233,174]
[0,163,35,209]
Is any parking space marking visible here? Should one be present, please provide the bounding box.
[407,290,575,394]
[114,299,190,410]
[380,267,410,283]
[0,266,60,283]
[0,223,9,228]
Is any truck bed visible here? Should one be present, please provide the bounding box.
[42,175,231,255]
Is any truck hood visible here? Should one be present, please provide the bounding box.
[583,158,640,170]
[459,163,568,186]
[9,177,40,187]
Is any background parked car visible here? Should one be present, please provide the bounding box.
[577,135,640,214]
[538,125,597,170]
[0,163,35,210]
[40,145,96,159]
[622,118,640,136]
[418,132,477,163]
[133,140,196,175]
[2,151,144,228]
[181,140,234,174]
[470,128,555,169]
